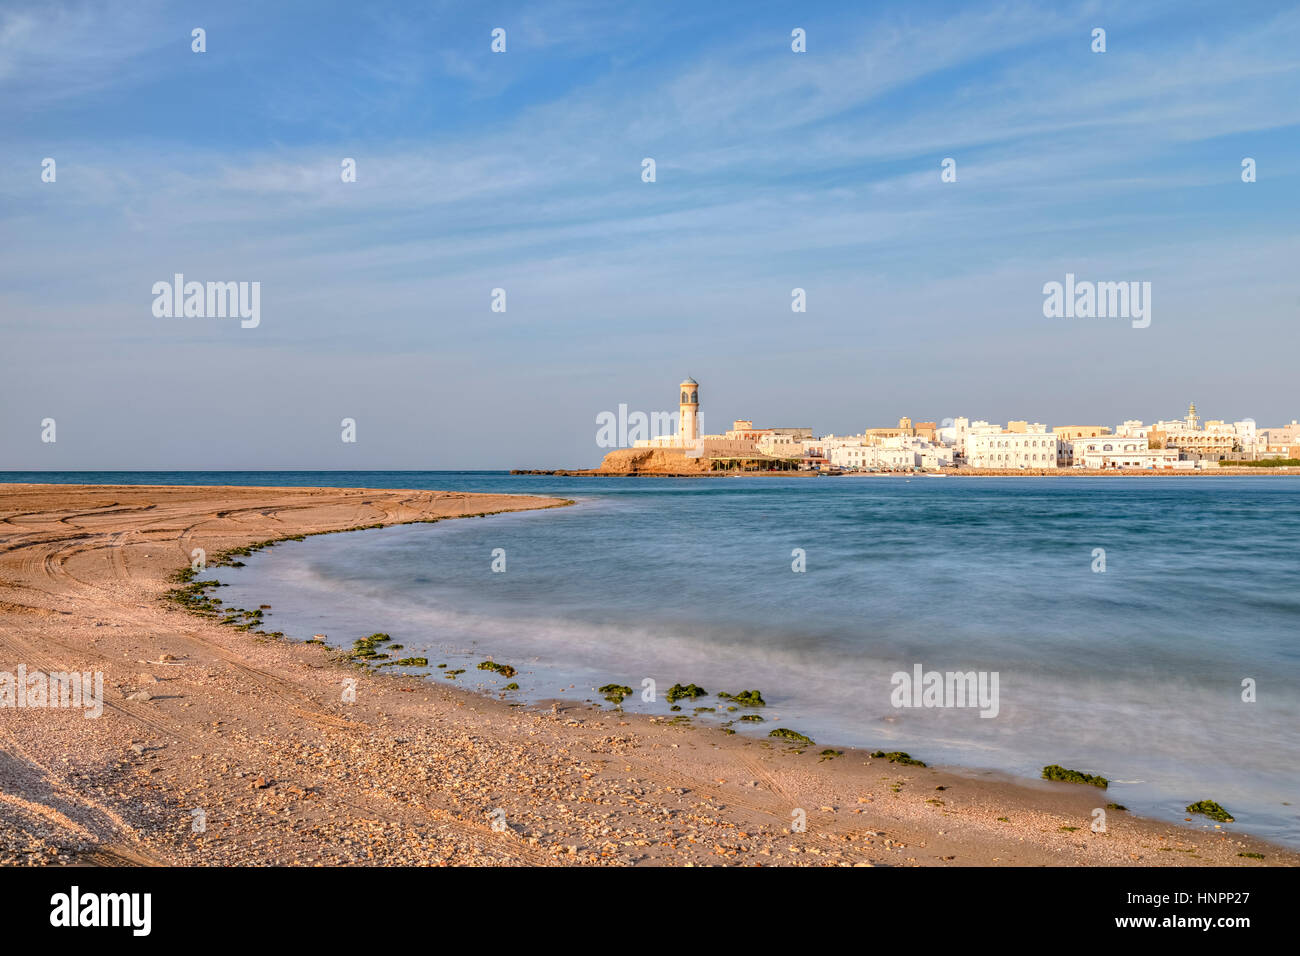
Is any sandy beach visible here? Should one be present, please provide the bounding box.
[0,482,1291,867]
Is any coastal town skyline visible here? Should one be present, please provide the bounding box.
[588,376,1300,472]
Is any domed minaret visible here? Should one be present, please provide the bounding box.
[678,377,699,446]
[1187,401,1199,430]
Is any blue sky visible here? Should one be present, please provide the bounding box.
[2,0,1298,469]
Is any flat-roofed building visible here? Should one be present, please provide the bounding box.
[829,436,953,471]
[965,431,1060,469]
[1054,425,1111,440]
[1073,438,1181,469]
[756,432,802,457]
[725,420,763,441]
[1115,420,1150,439]
[946,417,995,457]
[863,417,934,442]
[1258,421,1300,456]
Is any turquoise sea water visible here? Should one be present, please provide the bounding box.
[8,471,1299,844]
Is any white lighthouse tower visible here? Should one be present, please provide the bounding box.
[678,377,699,447]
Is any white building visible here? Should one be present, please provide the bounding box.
[1073,437,1182,469]
[829,444,914,470]
[829,435,953,471]
[919,445,955,469]
[1114,420,1150,439]
[830,445,883,469]
[965,431,1060,469]
[948,418,999,458]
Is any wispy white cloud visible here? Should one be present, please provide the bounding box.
[0,0,174,101]
[1,0,1298,467]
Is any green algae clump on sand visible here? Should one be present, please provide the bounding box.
[376,657,428,668]
[1186,800,1234,822]
[163,576,224,617]
[477,660,517,678]
[1042,764,1108,788]
[599,684,633,703]
[769,728,814,745]
[718,689,765,707]
[666,682,707,703]
[348,633,394,663]
[871,750,926,767]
